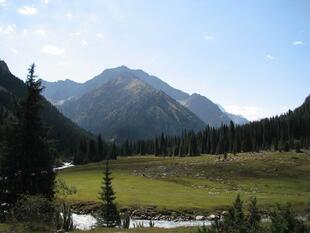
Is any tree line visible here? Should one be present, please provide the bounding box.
[119,95,310,156]
[73,137,117,164]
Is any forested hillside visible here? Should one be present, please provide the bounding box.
[0,60,90,153]
[120,95,310,156]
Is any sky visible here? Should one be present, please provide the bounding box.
[0,0,309,121]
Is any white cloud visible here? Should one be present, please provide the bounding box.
[204,35,214,40]
[34,29,46,36]
[0,24,16,34]
[22,29,28,36]
[42,45,64,55]
[293,41,303,45]
[266,54,275,60]
[10,48,18,54]
[44,0,49,4]
[96,33,104,38]
[70,31,81,37]
[18,6,38,15]
[0,0,6,6]
[65,13,72,19]
[81,39,88,46]
[57,61,66,66]
[225,105,265,121]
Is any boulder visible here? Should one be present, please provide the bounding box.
[195,215,205,220]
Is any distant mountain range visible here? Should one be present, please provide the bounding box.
[42,66,249,141]
[217,104,249,125]
[59,74,205,142]
[0,60,89,152]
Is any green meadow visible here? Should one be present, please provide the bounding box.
[58,152,310,214]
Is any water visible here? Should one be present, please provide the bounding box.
[72,213,98,230]
[71,213,211,230]
[54,162,75,171]
[130,219,211,229]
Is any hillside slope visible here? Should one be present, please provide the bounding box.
[60,74,206,142]
[43,66,248,127]
[181,93,232,127]
[0,60,89,152]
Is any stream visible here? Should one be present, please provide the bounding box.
[72,213,212,230]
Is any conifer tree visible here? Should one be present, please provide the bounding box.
[88,139,97,162]
[110,142,117,160]
[98,159,120,227]
[247,197,261,232]
[0,64,55,205]
[97,135,104,160]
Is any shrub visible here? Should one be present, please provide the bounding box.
[12,195,57,231]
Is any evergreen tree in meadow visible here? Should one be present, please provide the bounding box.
[88,139,97,162]
[98,159,120,227]
[97,135,104,160]
[110,142,117,160]
[247,197,261,232]
[223,194,246,233]
[74,138,88,164]
[0,64,55,206]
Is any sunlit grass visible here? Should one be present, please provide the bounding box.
[58,152,310,213]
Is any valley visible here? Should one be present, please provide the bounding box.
[1,1,310,232]
[59,151,310,215]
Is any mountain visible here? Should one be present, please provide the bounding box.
[181,93,232,127]
[87,66,190,101]
[225,112,249,125]
[0,60,89,153]
[59,74,206,142]
[42,79,82,105]
[42,66,248,128]
[42,66,189,102]
[217,104,249,125]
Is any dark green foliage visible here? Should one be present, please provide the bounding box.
[88,139,97,162]
[97,135,107,161]
[74,138,88,164]
[73,137,116,164]
[270,204,308,233]
[0,60,89,155]
[120,95,310,156]
[202,196,309,233]
[12,195,58,232]
[110,143,117,160]
[247,197,261,232]
[0,64,55,207]
[222,194,247,233]
[98,159,120,227]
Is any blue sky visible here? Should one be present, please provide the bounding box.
[0,0,309,120]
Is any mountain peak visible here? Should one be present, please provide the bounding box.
[0,60,11,74]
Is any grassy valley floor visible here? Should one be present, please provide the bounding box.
[58,151,310,215]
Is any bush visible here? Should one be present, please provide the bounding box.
[12,195,58,231]
[270,204,309,233]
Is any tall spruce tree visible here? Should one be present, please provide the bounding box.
[97,135,104,160]
[0,64,55,206]
[99,159,120,227]
[88,139,97,162]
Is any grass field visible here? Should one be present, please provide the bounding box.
[58,152,310,214]
[0,224,195,233]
